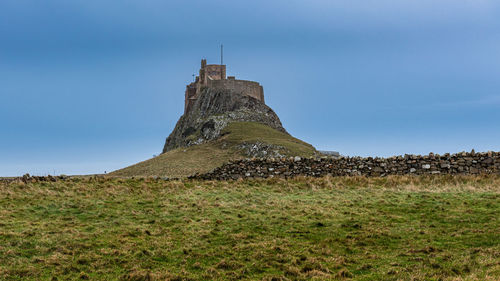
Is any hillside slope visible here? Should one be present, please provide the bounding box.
[110,122,316,178]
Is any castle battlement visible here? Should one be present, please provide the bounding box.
[184,59,265,114]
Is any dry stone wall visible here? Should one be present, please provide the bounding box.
[192,151,500,180]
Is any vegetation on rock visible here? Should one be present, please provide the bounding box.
[163,88,288,153]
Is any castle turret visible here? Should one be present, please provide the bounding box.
[200,59,207,85]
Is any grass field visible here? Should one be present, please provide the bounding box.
[0,175,499,280]
[110,122,316,178]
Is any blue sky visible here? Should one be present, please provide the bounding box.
[1,0,500,176]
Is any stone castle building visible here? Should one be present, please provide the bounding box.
[184,59,265,113]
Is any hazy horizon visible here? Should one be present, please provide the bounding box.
[1,0,500,176]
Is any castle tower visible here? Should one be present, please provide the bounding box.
[200,59,207,85]
[184,59,264,114]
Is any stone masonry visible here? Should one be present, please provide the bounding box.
[192,151,500,180]
[184,59,264,114]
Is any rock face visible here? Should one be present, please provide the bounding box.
[162,87,287,153]
[238,142,286,159]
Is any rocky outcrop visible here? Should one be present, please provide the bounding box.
[238,142,286,158]
[191,151,500,180]
[162,87,287,153]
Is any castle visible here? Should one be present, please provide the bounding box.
[184,59,265,113]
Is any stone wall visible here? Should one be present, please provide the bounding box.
[184,60,265,114]
[205,64,226,80]
[192,151,500,180]
[208,79,264,103]
[184,85,197,113]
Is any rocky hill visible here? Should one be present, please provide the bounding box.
[163,87,287,153]
[111,87,316,178]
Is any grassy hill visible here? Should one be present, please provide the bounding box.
[1,175,499,280]
[110,122,316,178]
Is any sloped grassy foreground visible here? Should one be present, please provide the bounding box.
[0,176,499,280]
[111,122,316,178]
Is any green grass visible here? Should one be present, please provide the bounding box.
[0,175,499,280]
[110,142,236,179]
[111,122,316,178]
[221,121,316,157]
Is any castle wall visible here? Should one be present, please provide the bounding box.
[208,79,264,103]
[205,65,226,80]
[183,60,265,114]
[184,84,197,113]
